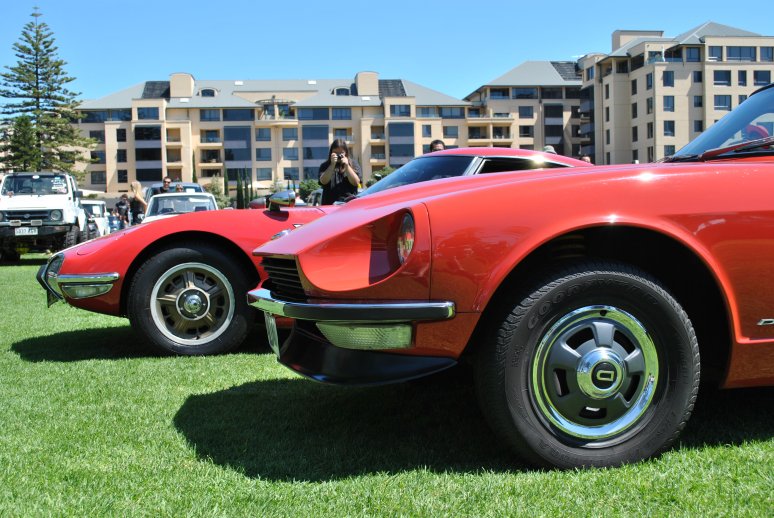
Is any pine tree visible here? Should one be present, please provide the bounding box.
[2,115,40,171]
[0,9,92,176]
[191,152,198,183]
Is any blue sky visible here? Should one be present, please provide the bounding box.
[0,0,770,102]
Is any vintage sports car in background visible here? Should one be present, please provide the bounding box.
[37,149,586,356]
[142,192,218,223]
[251,83,774,468]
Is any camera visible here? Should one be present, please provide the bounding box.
[337,153,345,160]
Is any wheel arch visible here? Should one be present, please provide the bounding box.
[467,225,731,386]
[119,231,260,316]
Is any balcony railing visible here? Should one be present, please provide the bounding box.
[371,133,385,140]
[371,153,386,160]
[200,136,222,143]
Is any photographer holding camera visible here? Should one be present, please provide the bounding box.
[319,139,361,205]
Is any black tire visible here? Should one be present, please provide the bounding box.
[63,225,80,248]
[475,261,700,469]
[127,244,254,355]
[1,248,21,263]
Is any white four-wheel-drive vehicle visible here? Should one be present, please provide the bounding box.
[0,172,88,261]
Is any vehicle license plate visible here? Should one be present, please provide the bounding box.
[14,227,38,236]
[264,311,280,357]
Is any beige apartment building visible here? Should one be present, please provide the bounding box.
[70,21,773,192]
[578,22,774,165]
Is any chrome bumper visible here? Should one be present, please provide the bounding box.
[37,253,119,306]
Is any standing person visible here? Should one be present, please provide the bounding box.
[319,139,360,205]
[428,139,446,153]
[160,176,173,193]
[129,181,147,225]
[115,194,130,229]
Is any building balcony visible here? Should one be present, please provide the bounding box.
[198,160,223,168]
[370,134,385,141]
[199,138,223,148]
[492,135,512,141]
[165,139,183,148]
[370,154,386,161]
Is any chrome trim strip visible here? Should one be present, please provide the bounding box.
[55,273,120,284]
[248,288,455,323]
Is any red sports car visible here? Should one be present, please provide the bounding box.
[36,149,585,355]
[250,83,774,468]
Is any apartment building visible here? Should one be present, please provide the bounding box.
[76,71,470,192]
[578,22,774,164]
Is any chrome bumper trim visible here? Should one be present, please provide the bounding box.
[248,288,455,323]
[55,273,121,285]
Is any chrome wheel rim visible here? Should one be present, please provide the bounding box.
[149,262,235,347]
[531,305,659,442]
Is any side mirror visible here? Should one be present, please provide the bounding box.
[267,190,297,212]
[136,213,145,222]
[74,190,83,199]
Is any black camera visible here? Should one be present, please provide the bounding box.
[337,153,345,160]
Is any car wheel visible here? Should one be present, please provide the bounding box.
[127,244,252,355]
[64,225,80,248]
[475,261,700,468]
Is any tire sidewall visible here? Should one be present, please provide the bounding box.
[499,267,698,468]
[128,245,252,355]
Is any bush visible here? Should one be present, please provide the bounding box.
[299,179,319,200]
[204,179,231,209]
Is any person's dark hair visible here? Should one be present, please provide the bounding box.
[429,139,446,152]
[322,139,352,172]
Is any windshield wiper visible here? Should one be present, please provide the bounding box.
[699,135,774,160]
[663,154,700,163]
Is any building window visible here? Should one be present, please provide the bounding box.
[440,107,464,119]
[137,107,159,120]
[200,88,216,97]
[762,47,774,62]
[443,126,459,138]
[135,148,161,161]
[663,95,675,112]
[334,87,350,96]
[255,128,271,141]
[604,84,609,99]
[708,46,723,61]
[693,71,703,83]
[332,108,351,120]
[518,106,534,118]
[90,151,106,164]
[570,106,580,118]
[647,147,654,162]
[200,130,220,143]
[542,87,562,99]
[117,149,127,163]
[727,46,756,62]
[333,128,350,141]
[282,148,298,161]
[647,122,654,139]
[117,170,128,183]
[388,122,414,138]
[489,88,509,99]
[662,71,674,87]
[665,145,676,156]
[135,125,161,141]
[664,121,675,137]
[694,120,704,133]
[282,128,298,141]
[686,47,701,62]
[739,94,748,104]
[646,97,653,114]
[605,152,610,165]
[632,149,639,162]
[422,125,431,137]
[646,73,653,90]
[631,79,637,95]
[390,105,411,117]
[417,107,438,118]
[89,130,105,143]
[90,171,106,185]
[303,146,328,160]
[201,150,220,163]
[223,127,251,161]
[255,148,272,161]
[714,95,732,111]
[519,126,534,138]
[605,129,610,145]
[713,70,731,86]
[283,167,299,180]
[512,87,538,99]
[631,103,638,118]
[585,66,594,81]
[694,95,703,108]
[754,70,771,86]
[223,109,254,121]
[136,168,162,182]
[256,168,272,180]
[605,107,609,122]
[116,128,126,142]
[738,70,747,86]
[302,125,328,140]
[200,109,220,122]
[632,126,638,142]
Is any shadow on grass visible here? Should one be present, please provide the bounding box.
[0,255,48,267]
[174,367,522,481]
[174,371,774,481]
[11,325,273,362]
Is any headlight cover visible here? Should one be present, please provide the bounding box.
[49,209,63,221]
[397,212,415,264]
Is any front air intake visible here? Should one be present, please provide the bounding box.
[261,257,305,302]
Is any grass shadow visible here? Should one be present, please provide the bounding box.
[11,324,274,362]
[175,371,774,482]
[174,367,523,481]
[0,255,48,267]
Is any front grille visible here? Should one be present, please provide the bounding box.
[7,210,49,220]
[262,257,306,302]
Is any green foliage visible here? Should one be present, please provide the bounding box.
[191,152,198,183]
[0,259,772,515]
[366,166,395,187]
[299,178,319,200]
[203,177,231,209]
[2,115,39,171]
[0,9,93,178]
[235,169,245,209]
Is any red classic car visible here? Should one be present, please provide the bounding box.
[250,83,774,468]
[36,149,585,355]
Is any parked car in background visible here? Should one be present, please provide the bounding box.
[307,188,322,206]
[142,192,218,223]
[37,149,587,356]
[143,182,204,203]
[250,83,774,469]
[81,200,109,237]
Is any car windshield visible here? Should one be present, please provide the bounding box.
[83,204,104,216]
[672,85,774,159]
[1,174,70,195]
[359,156,475,197]
[146,195,216,217]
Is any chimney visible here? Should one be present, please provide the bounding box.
[169,73,195,98]
[612,30,664,51]
[355,71,379,97]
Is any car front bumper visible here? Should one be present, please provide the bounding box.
[248,287,457,385]
[37,253,120,306]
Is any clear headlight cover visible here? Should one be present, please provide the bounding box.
[49,210,63,221]
[397,212,415,265]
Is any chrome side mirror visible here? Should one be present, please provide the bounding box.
[268,190,297,212]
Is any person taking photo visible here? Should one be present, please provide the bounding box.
[318,139,360,204]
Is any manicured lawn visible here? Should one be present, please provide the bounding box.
[1,256,772,516]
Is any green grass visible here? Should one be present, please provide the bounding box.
[1,255,772,516]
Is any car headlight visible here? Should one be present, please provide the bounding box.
[0,212,5,222]
[50,210,62,221]
[397,212,415,264]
